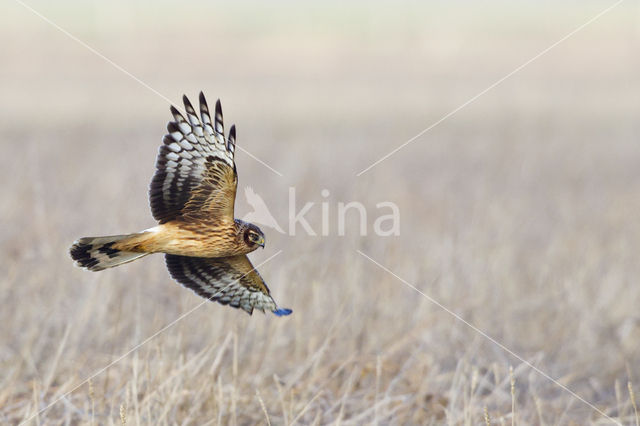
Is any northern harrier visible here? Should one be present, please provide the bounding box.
[70,93,291,316]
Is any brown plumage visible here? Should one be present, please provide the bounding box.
[70,93,291,316]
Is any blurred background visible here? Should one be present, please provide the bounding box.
[2,0,640,424]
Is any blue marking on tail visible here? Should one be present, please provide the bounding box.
[272,308,292,316]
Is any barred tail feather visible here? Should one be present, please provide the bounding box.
[70,234,148,271]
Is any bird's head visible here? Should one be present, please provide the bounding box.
[242,223,265,249]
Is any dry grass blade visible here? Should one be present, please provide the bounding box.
[255,389,271,426]
[510,366,515,426]
[629,382,639,426]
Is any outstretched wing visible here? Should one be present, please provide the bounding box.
[149,92,238,224]
[165,254,292,316]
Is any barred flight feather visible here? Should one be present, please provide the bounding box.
[149,92,235,224]
[165,254,291,316]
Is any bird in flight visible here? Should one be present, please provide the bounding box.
[70,93,291,316]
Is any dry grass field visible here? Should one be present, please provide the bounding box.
[2,1,640,424]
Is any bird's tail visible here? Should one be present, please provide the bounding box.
[70,234,149,271]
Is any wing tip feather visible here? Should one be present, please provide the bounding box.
[183,95,196,114]
[272,308,293,317]
[199,91,208,111]
[169,105,181,116]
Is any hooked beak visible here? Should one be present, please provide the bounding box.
[258,237,265,248]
